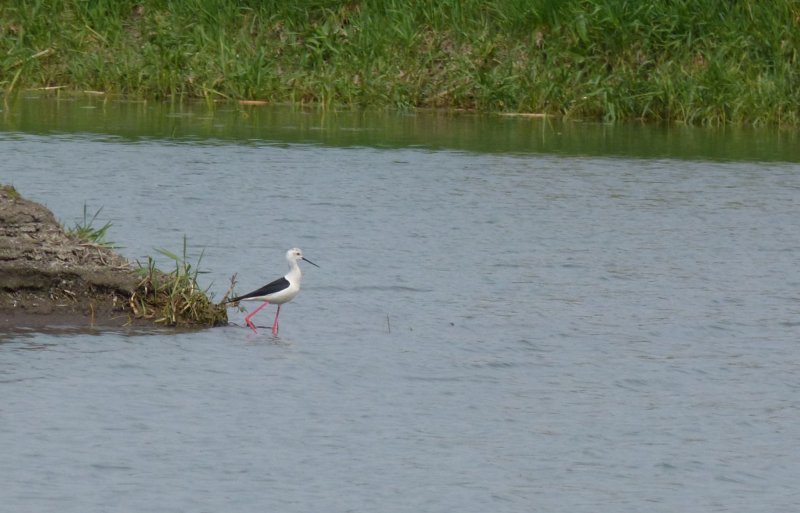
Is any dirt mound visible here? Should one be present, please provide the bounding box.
[0,186,226,329]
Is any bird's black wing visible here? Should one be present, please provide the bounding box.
[228,277,290,302]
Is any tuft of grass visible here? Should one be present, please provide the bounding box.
[67,204,114,247]
[1,184,20,200]
[131,236,227,327]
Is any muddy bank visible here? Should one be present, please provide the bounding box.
[0,186,226,329]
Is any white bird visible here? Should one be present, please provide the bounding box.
[227,248,319,335]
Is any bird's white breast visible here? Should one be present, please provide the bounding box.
[267,281,300,304]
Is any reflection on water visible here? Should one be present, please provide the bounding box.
[2,94,800,160]
[1,99,799,513]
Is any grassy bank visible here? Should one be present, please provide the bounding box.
[2,0,799,125]
[1,185,228,328]
[64,208,226,327]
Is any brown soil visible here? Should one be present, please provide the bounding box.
[1,186,165,329]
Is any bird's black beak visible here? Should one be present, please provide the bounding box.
[303,257,320,268]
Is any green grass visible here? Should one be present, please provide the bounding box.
[132,236,228,327]
[61,205,226,327]
[66,204,114,247]
[1,184,20,200]
[1,1,799,125]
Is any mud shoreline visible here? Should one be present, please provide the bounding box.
[0,186,226,330]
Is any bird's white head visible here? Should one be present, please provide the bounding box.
[286,247,319,268]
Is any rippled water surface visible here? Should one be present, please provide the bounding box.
[1,99,799,512]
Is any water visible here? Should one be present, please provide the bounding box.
[1,98,800,512]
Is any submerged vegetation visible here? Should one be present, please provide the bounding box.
[1,0,800,125]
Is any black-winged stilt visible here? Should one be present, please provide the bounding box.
[227,247,319,335]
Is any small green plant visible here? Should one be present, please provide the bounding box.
[1,184,20,200]
[131,236,227,327]
[67,204,114,247]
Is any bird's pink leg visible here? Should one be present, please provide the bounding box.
[272,305,281,336]
[244,301,270,333]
